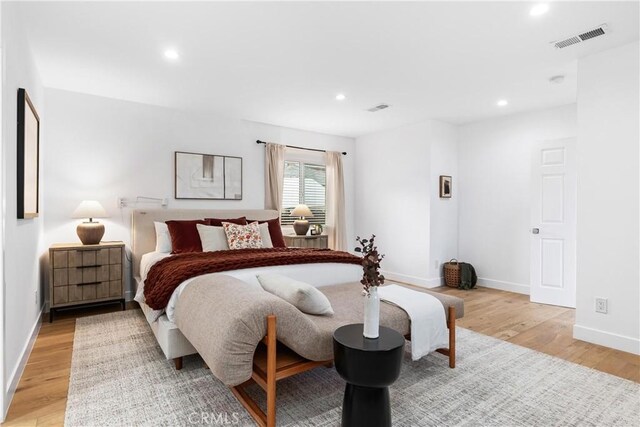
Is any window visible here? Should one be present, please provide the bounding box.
[281,161,326,225]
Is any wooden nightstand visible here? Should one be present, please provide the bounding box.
[49,241,125,322]
[284,234,328,249]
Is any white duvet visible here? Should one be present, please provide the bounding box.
[135,251,362,323]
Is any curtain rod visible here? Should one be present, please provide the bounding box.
[256,140,347,156]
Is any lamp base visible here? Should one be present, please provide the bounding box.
[77,222,105,245]
[293,220,310,236]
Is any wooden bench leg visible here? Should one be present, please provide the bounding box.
[174,357,183,370]
[266,315,277,427]
[448,306,456,368]
[435,306,456,368]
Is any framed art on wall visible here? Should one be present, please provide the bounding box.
[439,175,452,198]
[174,151,243,200]
[17,88,40,219]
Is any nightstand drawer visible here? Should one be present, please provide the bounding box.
[53,268,68,286]
[53,286,68,304]
[109,248,122,264]
[68,250,83,267]
[52,250,69,268]
[110,280,123,297]
[66,281,114,303]
[284,234,328,249]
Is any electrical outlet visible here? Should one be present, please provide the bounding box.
[595,298,608,314]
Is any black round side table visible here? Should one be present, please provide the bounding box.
[333,324,405,427]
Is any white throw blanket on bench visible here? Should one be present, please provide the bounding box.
[378,284,449,361]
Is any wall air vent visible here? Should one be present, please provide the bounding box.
[552,24,608,49]
[367,104,390,112]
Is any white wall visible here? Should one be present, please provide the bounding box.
[42,88,355,300]
[1,3,45,419]
[429,121,458,283]
[355,120,457,287]
[457,104,577,294]
[355,122,431,285]
[574,41,639,355]
[0,1,4,417]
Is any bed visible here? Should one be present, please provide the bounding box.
[131,208,363,368]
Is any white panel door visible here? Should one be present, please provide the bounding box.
[530,138,577,307]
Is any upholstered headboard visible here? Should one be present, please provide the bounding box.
[131,209,279,277]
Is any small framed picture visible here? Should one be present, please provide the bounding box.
[439,175,452,198]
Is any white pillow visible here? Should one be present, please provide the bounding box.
[196,224,230,252]
[258,222,273,248]
[257,273,334,316]
[154,221,172,253]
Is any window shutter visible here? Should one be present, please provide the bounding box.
[281,161,326,225]
[303,164,326,225]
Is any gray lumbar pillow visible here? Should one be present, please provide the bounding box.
[256,273,334,316]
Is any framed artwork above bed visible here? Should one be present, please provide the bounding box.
[174,151,243,200]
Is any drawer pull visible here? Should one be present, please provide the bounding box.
[77,282,100,286]
[78,265,102,269]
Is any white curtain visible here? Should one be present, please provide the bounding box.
[264,143,286,212]
[325,151,347,251]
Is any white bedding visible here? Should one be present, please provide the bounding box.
[136,251,362,323]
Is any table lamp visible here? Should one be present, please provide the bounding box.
[72,200,109,245]
[291,204,313,236]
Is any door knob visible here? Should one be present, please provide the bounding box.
[531,228,540,234]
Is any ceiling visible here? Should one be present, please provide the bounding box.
[16,1,640,137]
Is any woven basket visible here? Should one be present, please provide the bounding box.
[443,259,461,288]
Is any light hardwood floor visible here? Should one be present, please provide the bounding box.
[3,288,639,426]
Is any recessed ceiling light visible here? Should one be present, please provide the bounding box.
[335,93,346,101]
[530,3,549,16]
[497,99,508,107]
[164,49,179,60]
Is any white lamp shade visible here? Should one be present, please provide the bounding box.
[72,200,109,219]
[291,204,313,217]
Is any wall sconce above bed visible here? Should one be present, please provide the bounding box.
[118,196,168,208]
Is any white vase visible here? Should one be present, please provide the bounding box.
[363,286,380,339]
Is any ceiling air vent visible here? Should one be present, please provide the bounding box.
[552,24,608,49]
[367,104,390,112]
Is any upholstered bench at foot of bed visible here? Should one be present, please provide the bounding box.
[320,282,464,324]
[174,277,465,427]
[319,282,462,369]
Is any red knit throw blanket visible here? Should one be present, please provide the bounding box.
[144,248,362,310]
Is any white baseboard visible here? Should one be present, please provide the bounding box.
[3,307,43,420]
[573,324,640,355]
[477,277,530,295]
[423,276,444,287]
[381,270,442,289]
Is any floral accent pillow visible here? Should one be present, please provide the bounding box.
[222,221,263,250]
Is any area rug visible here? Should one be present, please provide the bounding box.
[65,310,639,426]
